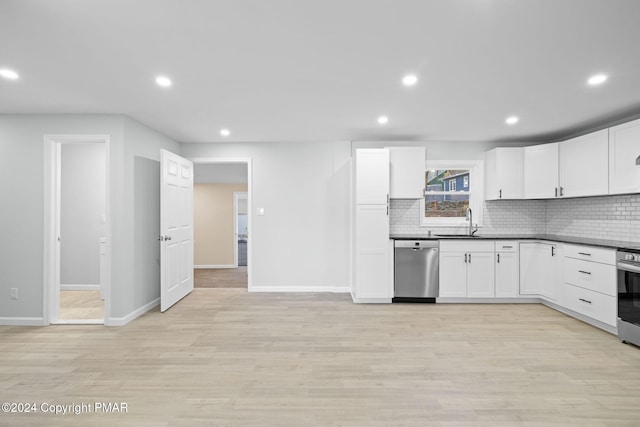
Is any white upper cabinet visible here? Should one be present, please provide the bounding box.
[609,118,640,195]
[524,143,559,199]
[559,129,609,198]
[356,149,390,205]
[388,147,426,199]
[485,147,524,200]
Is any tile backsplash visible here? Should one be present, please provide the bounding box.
[390,194,640,243]
[546,194,640,244]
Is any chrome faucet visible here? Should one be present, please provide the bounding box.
[466,207,478,236]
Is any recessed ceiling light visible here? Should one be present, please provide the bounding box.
[155,76,172,88]
[402,74,418,86]
[0,68,19,80]
[587,73,607,86]
[377,116,389,125]
[220,129,230,137]
[505,116,519,125]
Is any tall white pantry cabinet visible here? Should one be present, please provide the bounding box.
[353,149,391,302]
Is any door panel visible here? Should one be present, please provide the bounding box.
[161,149,194,312]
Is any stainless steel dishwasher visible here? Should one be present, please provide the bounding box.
[393,240,439,303]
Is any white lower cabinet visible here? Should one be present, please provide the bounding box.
[439,241,495,298]
[560,283,617,326]
[519,242,559,300]
[560,244,617,327]
[354,204,390,301]
[495,241,519,297]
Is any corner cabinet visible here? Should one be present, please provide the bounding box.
[388,147,426,199]
[559,129,609,198]
[353,149,391,302]
[524,143,559,199]
[609,118,640,195]
[519,242,560,301]
[485,147,524,200]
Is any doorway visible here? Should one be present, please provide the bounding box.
[44,135,110,325]
[191,158,252,290]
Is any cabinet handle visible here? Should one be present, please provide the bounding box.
[578,252,591,256]
[464,253,468,263]
[560,186,564,197]
[578,270,592,275]
[499,189,502,199]
[502,245,513,249]
[386,204,389,216]
[551,246,555,256]
[468,253,472,263]
[555,187,558,197]
[497,253,500,263]
[579,298,592,304]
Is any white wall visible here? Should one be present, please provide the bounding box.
[116,117,181,319]
[183,141,351,291]
[0,115,123,321]
[194,163,248,184]
[0,114,180,324]
[60,143,106,286]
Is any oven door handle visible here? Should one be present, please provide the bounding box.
[618,261,640,274]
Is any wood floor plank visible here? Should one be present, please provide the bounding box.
[2,290,640,425]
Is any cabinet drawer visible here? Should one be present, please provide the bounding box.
[563,244,615,265]
[440,240,494,253]
[560,283,617,326]
[562,257,616,297]
[495,241,518,252]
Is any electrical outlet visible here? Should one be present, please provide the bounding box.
[10,288,18,300]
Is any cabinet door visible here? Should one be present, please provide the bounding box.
[524,143,559,199]
[466,252,495,297]
[496,148,524,199]
[356,149,389,204]
[538,244,559,301]
[559,129,608,197]
[519,243,543,295]
[495,251,519,297]
[388,147,425,199]
[355,205,390,299]
[439,252,467,297]
[609,118,640,195]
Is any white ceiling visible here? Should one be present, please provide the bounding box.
[2,0,640,143]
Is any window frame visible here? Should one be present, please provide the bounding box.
[420,160,483,227]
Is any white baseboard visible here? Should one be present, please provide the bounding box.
[332,286,351,293]
[194,265,236,269]
[0,317,46,326]
[60,284,101,291]
[436,297,541,304]
[105,297,159,327]
[351,297,392,303]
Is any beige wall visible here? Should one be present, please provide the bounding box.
[194,183,248,266]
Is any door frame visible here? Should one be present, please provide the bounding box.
[43,134,111,325]
[191,157,253,290]
[233,191,248,268]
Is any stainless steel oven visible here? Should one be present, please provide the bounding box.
[617,250,640,347]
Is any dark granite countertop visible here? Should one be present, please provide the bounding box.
[390,234,640,251]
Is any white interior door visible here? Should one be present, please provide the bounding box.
[160,149,194,312]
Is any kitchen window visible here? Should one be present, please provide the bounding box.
[420,160,483,227]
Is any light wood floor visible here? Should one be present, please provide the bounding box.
[194,267,247,288]
[3,290,640,425]
[59,290,104,320]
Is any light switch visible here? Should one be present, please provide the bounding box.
[257,208,265,216]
